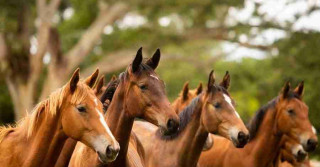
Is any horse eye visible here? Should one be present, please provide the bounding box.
[214,103,221,108]
[77,106,86,113]
[287,109,295,115]
[139,84,147,90]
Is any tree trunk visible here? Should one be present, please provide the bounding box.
[5,77,34,120]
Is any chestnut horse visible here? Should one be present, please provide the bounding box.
[132,70,249,167]
[171,82,203,114]
[171,71,231,151]
[275,126,316,167]
[69,47,180,167]
[0,68,119,167]
[275,135,310,167]
[54,76,117,167]
[198,81,318,167]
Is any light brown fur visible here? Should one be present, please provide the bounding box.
[0,68,119,167]
[132,70,249,167]
[198,82,318,167]
[69,48,180,167]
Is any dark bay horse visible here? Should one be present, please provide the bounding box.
[132,70,249,167]
[69,47,180,167]
[0,68,119,167]
[198,82,318,167]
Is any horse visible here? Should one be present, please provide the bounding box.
[198,81,318,167]
[171,82,203,114]
[0,68,119,167]
[132,70,250,167]
[54,75,118,167]
[275,135,310,167]
[69,47,180,167]
[275,126,316,167]
[170,72,231,151]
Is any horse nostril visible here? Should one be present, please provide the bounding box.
[306,139,318,152]
[297,150,307,162]
[237,131,249,147]
[106,145,113,158]
[106,145,119,160]
[167,119,179,133]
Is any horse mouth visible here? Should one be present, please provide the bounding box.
[97,148,119,164]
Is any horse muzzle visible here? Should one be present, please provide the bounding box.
[230,128,250,148]
[303,138,318,152]
[97,144,120,163]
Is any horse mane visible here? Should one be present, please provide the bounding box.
[246,91,301,140]
[99,62,155,111]
[100,78,120,108]
[158,95,201,140]
[0,82,92,143]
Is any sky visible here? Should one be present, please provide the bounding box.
[223,0,320,61]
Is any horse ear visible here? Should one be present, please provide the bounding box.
[111,75,117,81]
[294,81,304,99]
[146,48,160,70]
[84,68,99,88]
[196,82,203,95]
[69,68,80,94]
[94,76,105,95]
[131,47,143,73]
[281,81,291,99]
[182,82,189,101]
[207,70,216,93]
[220,71,230,90]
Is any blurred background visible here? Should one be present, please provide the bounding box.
[0,0,320,159]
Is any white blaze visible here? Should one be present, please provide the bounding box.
[223,94,240,118]
[95,108,116,141]
[94,98,98,106]
[312,126,317,135]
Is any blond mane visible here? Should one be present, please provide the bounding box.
[0,82,93,143]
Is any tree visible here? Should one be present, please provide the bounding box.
[0,0,129,119]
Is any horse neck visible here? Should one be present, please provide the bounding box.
[245,108,282,167]
[22,107,67,167]
[175,97,208,167]
[104,83,135,166]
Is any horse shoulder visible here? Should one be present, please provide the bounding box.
[127,134,145,167]
[69,142,96,167]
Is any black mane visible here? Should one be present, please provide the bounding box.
[100,62,156,111]
[100,78,119,104]
[157,95,201,140]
